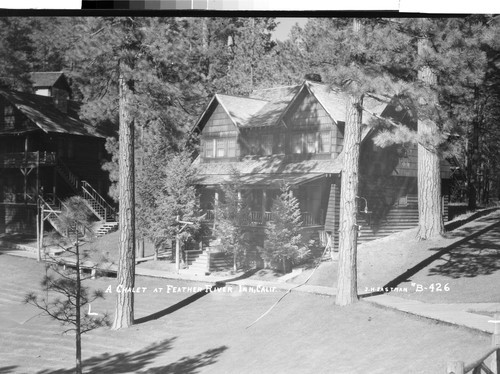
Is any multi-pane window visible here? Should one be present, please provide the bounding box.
[305,133,316,153]
[203,137,237,158]
[204,138,214,158]
[216,138,225,157]
[276,133,286,154]
[3,105,15,130]
[227,138,236,157]
[318,131,331,153]
[290,131,331,154]
[291,133,303,154]
[261,134,273,155]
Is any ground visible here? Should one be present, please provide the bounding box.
[0,255,493,374]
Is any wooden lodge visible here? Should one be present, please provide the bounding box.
[0,72,116,235]
[191,80,453,254]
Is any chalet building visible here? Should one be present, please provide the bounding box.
[0,72,116,236]
[191,80,452,258]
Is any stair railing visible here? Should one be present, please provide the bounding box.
[81,181,117,222]
[56,158,80,191]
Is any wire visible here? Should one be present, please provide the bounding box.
[246,243,331,329]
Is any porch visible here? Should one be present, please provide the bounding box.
[0,151,57,168]
[199,185,327,228]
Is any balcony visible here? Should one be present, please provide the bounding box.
[0,152,57,168]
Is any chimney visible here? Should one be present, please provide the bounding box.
[305,73,322,83]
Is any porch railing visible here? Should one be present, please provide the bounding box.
[0,151,57,168]
[201,209,323,227]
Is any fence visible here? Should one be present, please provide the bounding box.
[447,313,500,374]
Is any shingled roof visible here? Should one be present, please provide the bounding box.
[30,72,66,88]
[193,81,390,134]
[0,88,105,138]
[193,154,344,186]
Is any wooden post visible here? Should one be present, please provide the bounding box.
[446,361,464,374]
[261,189,267,224]
[36,211,40,262]
[53,166,57,204]
[206,251,211,272]
[491,313,500,372]
[39,209,44,259]
[214,190,219,230]
[175,236,180,272]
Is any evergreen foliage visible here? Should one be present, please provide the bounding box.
[137,150,203,256]
[24,196,110,374]
[260,184,310,273]
[212,170,251,271]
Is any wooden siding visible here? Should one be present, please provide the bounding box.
[0,205,36,234]
[201,104,239,161]
[240,90,342,158]
[0,96,37,133]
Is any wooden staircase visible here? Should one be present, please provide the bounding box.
[39,196,89,240]
[184,250,231,274]
[54,158,118,235]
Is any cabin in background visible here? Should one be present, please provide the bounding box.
[0,72,116,236]
[190,79,452,270]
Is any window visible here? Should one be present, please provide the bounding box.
[276,133,286,154]
[204,139,214,158]
[227,138,236,157]
[291,133,303,154]
[204,137,237,158]
[4,105,15,130]
[261,134,273,155]
[318,131,331,153]
[305,133,316,153]
[216,138,225,157]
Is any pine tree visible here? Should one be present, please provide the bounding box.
[212,170,251,272]
[24,196,110,374]
[65,17,207,329]
[260,183,309,273]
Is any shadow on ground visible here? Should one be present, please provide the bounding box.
[0,366,18,373]
[35,338,227,374]
[427,231,500,279]
[135,269,259,324]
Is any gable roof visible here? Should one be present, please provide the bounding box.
[30,72,67,88]
[216,94,268,128]
[0,88,105,138]
[192,81,390,134]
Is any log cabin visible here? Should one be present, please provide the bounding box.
[0,72,116,236]
[191,79,452,260]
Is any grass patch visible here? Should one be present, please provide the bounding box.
[1,255,492,374]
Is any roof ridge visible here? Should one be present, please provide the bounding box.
[216,93,268,102]
[252,83,301,92]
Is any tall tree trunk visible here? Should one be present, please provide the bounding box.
[467,120,480,210]
[112,63,136,330]
[416,39,444,240]
[336,94,362,306]
[75,236,82,374]
[336,18,362,306]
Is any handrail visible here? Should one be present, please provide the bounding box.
[464,347,499,373]
[81,181,117,221]
[447,313,500,374]
[56,158,80,191]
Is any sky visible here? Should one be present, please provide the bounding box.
[273,17,308,41]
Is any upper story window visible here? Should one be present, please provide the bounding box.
[291,130,331,154]
[204,137,237,158]
[2,104,16,130]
